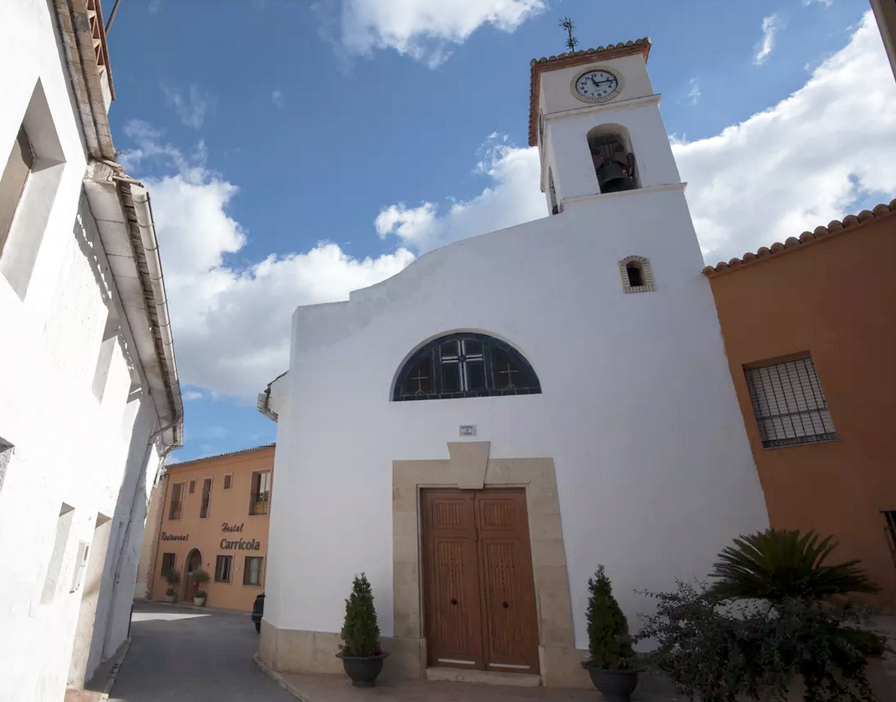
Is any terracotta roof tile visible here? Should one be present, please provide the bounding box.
[528,38,652,146]
[167,443,276,469]
[702,200,896,276]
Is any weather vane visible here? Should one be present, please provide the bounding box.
[560,17,578,52]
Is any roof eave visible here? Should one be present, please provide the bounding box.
[702,201,896,277]
[83,161,184,448]
[52,0,116,161]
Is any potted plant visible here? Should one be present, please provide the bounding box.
[336,573,388,686]
[191,570,210,606]
[163,569,180,603]
[581,565,641,702]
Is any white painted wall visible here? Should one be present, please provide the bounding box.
[267,181,770,648]
[0,2,166,699]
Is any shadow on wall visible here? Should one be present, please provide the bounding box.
[67,398,158,689]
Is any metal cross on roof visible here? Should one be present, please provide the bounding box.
[560,17,579,52]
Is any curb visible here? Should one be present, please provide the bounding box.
[152,600,251,615]
[253,652,313,702]
[102,637,131,698]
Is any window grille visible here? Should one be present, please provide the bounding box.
[244,556,264,586]
[215,555,232,583]
[393,333,541,401]
[744,357,836,448]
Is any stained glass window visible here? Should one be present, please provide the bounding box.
[393,333,541,401]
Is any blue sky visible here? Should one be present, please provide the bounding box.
[104,0,896,462]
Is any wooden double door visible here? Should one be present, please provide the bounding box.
[422,488,539,674]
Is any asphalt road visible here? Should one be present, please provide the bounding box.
[109,600,295,702]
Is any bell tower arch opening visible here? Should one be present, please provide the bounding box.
[587,124,638,194]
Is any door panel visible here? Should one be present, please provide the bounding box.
[422,488,540,674]
[423,490,483,668]
[476,491,540,673]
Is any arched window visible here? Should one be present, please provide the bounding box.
[587,124,638,194]
[393,333,541,401]
[618,255,655,293]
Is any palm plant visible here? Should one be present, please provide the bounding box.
[709,529,879,604]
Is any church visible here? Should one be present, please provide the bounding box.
[256,38,771,688]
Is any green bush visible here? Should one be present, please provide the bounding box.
[584,565,634,670]
[339,573,382,657]
[637,582,888,702]
[191,569,210,584]
[709,529,880,604]
[163,569,180,586]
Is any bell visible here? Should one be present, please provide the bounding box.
[596,160,635,194]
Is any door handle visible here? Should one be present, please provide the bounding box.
[502,601,509,608]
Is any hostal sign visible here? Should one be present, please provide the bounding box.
[219,522,260,551]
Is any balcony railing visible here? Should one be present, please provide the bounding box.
[249,491,270,516]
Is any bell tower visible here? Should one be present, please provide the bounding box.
[529,38,682,215]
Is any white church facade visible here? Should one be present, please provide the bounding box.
[258,39,769,687]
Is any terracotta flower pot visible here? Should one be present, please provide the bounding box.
[336,652,389,687]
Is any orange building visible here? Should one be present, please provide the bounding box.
[705,202,896,607]
[146,444,275,612]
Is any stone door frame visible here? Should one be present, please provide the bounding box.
[392,441,581,686]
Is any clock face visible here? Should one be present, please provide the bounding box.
[573,69,620,102]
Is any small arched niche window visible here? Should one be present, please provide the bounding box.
[588,124,638,194]
[618,255,655,293]
[393,333,541,401]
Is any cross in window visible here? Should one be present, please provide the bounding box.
[498,363,519,389]
[410,369,429,393]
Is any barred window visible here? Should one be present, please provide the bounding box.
[744,357,836,449]
[393,333,541,401]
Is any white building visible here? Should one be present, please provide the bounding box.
[0,1,182,700]
[258,40,769,687]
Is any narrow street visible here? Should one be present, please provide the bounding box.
[109,601,294,702]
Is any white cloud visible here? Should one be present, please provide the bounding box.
[754,14,784,65]
[122,124,414,400]
[162,84,211,129]
[148,0,162,13]
[376,136,544,251]
[126,12,895,401]
[319,0,544,68]
[675,11,896,263]
[686,78,701,105]
[803,0,833,6]
[271,90,284,108]
[183,390,204,401]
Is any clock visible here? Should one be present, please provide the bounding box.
[571,67,622,103]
